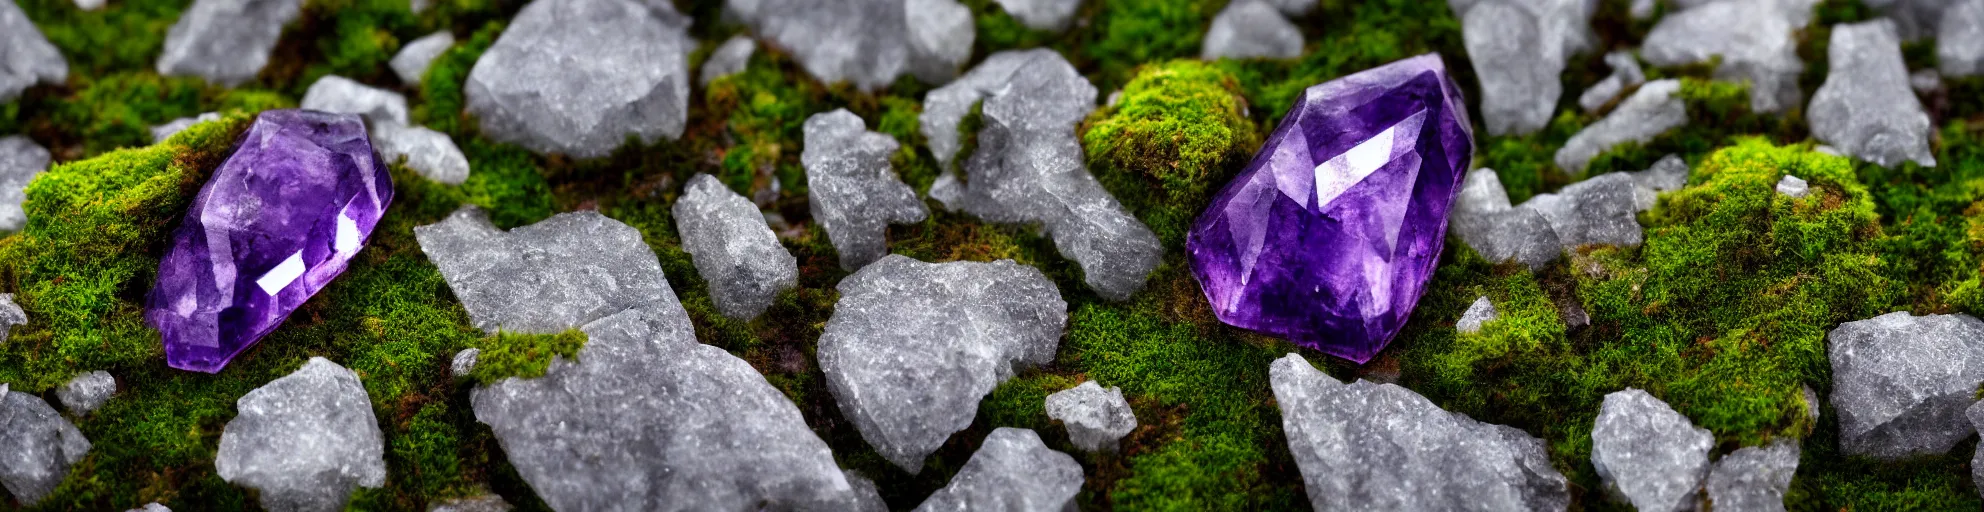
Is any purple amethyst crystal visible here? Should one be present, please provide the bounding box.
[147,110,393,372]
[1187,54,1474,363]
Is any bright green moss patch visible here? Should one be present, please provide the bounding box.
[466,330,586,385]
[1083,60,1258,244]
[16,0,186,76]
[44,72,291,157]
[1081,0,1222,89]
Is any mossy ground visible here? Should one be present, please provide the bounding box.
[4,0,1984,510]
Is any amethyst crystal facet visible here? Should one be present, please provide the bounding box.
[1187,54,1473,363]
[147,110,393,372]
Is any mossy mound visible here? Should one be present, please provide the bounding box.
[1083,60,1257,245]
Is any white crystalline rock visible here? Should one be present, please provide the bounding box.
[699,35,757,85]
[0,0,68,103]
[1451,168,1563,269]
[1270,354,1571,511]
[819,255,1067,473]
[912,428,1084,512]
[0,384,90,506]
[802,109,928,271]
[1201,0,1304,61]
[1642,0,1817,113]
[56,370,115,415]
[1942,0,1984,77]
[1556,79,1686,175]
[1579,51,1646,113]
[372,120,470,185]
[1705,438,1800,512]
[673,173,798,320]
[0,136,51,233]
[1776,175,1809,198]
[466,0,692,158]
[155,0,303,86]
[391,31,455,86]
[150,112,221,143]
[216,357,386,512]
[450,348,479,380]
[302,75,409,124]
[726,0,974,90]
[1457,296,1498,334]
[415,207,680,334]
[1591,388,1713,512]
[1521,172,1644,249]
[1044,381,1137,453]
[1454,0,1598,135]
[1828,311,1984,459]
[992,0,1082,31]
[904,0,976,83]
[921,49,1064,167]
[1809,19,1937,169]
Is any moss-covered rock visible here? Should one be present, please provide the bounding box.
[1083,60,1257,245]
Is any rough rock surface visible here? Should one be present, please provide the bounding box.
[841,471,889,512]
[802,109,928,271]
[912,428,1083,512]
[302,75,409,124]
[1829,311,1984,459]
[1201,0,1304,61]
[1556,79,1686,175]
[427,494,511,512]
[415,207,673,334]
[150,112,221,143]
[921,49,1070,167]
[0,1,68,103]
[466,0,691,158]
[0,384,90,506]
[1451,169,1562,269]
[449,348,479,379]
[1969,400,1984,497]
[1705,439,1800,512]
[216,357,386,512]
[1457,296,1497,334]
[1453,0,1596,135]
[699,35,756,85]
[992,0,1083,31]
[371,120,470,185]
[903,0,976,83]
[819,255,1067,473]
[155,0,303,86]
[1809,19,1937,169]
[1579,50,1645,113]
[1044,381,1137,453]
[1628,154,1688,211]
[1269,353,1571,511]
[1590,388,1713,512]
[0,293,23,344]
[673,173,798,320]
[1641,0,1816,113]
[0,136,51,232]
[1776,175,1810,198]
[391,31,455,86]
[56,370,115,415]
[726,0,974,89]
[1521,172,1644,249]
[1944,0,1984,77]
[1868,0,1960,41]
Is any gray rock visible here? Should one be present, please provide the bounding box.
[726,0,973,90]
[1642,0,1816,113]
[155,0,302,86]
[415,207,678,334]
[1943,0,1984,77]
[1266,0,1316,15]
[472,307,856,510]
[1455,0,1597,135]
[391,31,455,86]
[1457,296,1498,334]
[450,348,479,380]
[55,370,114,415]
[1828,311,1984,459]
[1630,0,1655,18]
[1969,400,1984,498]
[673,173,798,320]
[1201,1,1304,61]
[1451,168,1562,269]
[1580,51,1646,113]
[216,357,385,512]
[427,494,510,512]
[150,112,221,143]
[819,255,1067,473]
[1867,0,1959,41]
[1911,68,1943,94]
[0,293,24,344]
[921,50,1067,167]
[1705,439,1800,512]
[0,384,90,505]
[699,35,756,85]
[0,136,51,232]
[1591,388,1712,512]
[904,0,977,84]
[1269,353,1571,511]
[127,503,170,512]
[0,1,67,103]
[1044,381,1137,453]
[1810,19,1936,169]
[802,109,928,271]
[992,0,1082,31]
[1776,175,1809,198]
[371,120,470,185]
[1627,154,1689,211]
[912,428,1083,512]
[466,0,691,158]
[1520,172,1644,249]
[1802,384,1822,423]
[302,75,408,124]
[841,471,888,512]
[1556,79,1686,175]
[74,0,104,10]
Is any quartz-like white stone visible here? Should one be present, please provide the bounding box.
[802,109,928,271]
[126,503,170,512]
[1868,0,1960,41]
[302,75,410,125]
[1455,0,1597,135]
[1556,79,1686,175]
[0,384,90,506]
[1642,0,1817,113]
[1451,168,1563,270]
[0,136,51,233]
[992,0,1083,31]
[674,173,798,320]
[0,293,24,345]
[1044,381,1137,453]
[1911,68,1943,94]
[698,35,756,85]
[156,0,302,86]
[415,207,681,334]
[0,0,68,103]
[450,348,479,380]
[1829,311,1984,459]
[55,370,115,415]
[726,0,974,90]
[216,357,385,512]
[466,0,692,158]
[1705,438,1800,512]
[1591,388,1713,512]
[1579,51,1646,113]
[905,0,976,83]
[1809,19,1937,169]
[1457,296,1498,334]
[912,428,1084,511]
[150,112,221,143]
[391,31,455,86]
[1943,0,1984,77]
[371,120,470,185]
[1521,172,1644,249]
[1776,175,1809,198]
[1201,0,1304,61]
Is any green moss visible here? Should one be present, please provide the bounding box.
[291,0,419,90]
[978,373,1080,433]
[16,0,186,76]
[467,330,586,385]
[1083,60,1258,244]
[1081,0,1222,89]
[43,72,293,157]
[415,22,502,136]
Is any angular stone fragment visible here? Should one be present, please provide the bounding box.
[1868,0,1960,41]
[727,0,974,90]
[1969,400,1984,497]
[699,35,756,85]
[150,112,220,143]
[371,120,470,185]
[427,494,511,512]
[840,471,888,512]
[1521,172,1643,249]
[1705,439,1800,512]
[819,255,1067,472]
[921,49,1073,167]
[1201,0,1304,61]
[450,348,479,379]
[0,1,67,103]
[216,357,385,512]
[1270,354,1571,511]
[1591,388,1713,512]
[1809,19,1936,169]
[56,370,115,415]
[802,109,928,271]
[992,0,1082,31]
[302,75,409,124]
[1556,79,1686,175]
[1457,296,1497,334]
[473,307,856,509]
[0,294,22,344]
[1044,381,1137,453]
[416,207,673,334]
[1451,169,1562,269]
[391,31,455,86]
[0,135,51,232]
[673,173,798,320]
[1642,0,1815,113]
[904,0,976,83]
[156,0,303,86]
[1267,0,1316,15]
[467,0,691,157]
[912,428,1083,512]
[1454,0,1596,135]
[1828,311,1984,459]
[1776,175,1809,198]
[1628,154,1688,211]
[1943,0,1984,77]
[0,384,90,506]
[1580,51,1646,113]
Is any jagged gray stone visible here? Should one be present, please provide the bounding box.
[726,0,974,90]
[1044,381,1137,453]
[391,31,454,86]
[921,49,1067,167]
[904,0,976,83]
[1591,388,1712,512]
[699,35,756,85]
[992,0,1082,30]
[0,384,89,506]
[1627,154,1688,211]
[1810,19,1936,169]
[427,494,510,512]
[216,357,385,512]
[1201,0,1304,61]
[1521,172,1644,249]
[1579,51,1646,113]
[1457,296,1498,334]
[1776,175,1809,198]
[1,0,67,103]
[450,348,478,380]
[466,0,691,158]
[150,112,220,143]
[302,75,408,124]
[56,370,114,415]
[155,0,302,86]
[1705,439,1800,512]
[841,471,888,512]
[912,428,1083,512]
[673,173,798,320]
[1270,353,1571,511]
[1828,311,1984,459]
[1451,168,1563,269]
[0,293,23,344]
[1641,0,1816,113]
[1969,400,1984,498]
[1454,0,1596,135]
[415,207,675,334]
[1556,79,1686,175]
[819,255,1067,473]
[0,136,50,232]
[802,109,928,271]
[1943,0,1984,77]
[372,120,470,185]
